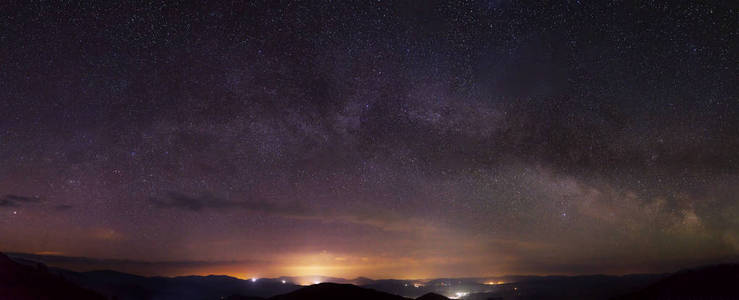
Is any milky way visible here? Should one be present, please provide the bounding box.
[0,1,737,278]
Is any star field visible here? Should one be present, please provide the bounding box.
[0,1,737,278]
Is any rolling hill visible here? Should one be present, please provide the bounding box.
[0,252,105,300]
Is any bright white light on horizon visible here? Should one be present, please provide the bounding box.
[251,278,257,282]
[281,280,286,284]
[313,280,321,284]
[451,291,468,299]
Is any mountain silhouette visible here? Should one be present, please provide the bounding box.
[224,295,266,300]
[416,292,451,300]
[225,285,453,300]
[268,282,413,300]
[54,269,301,300]
[4,251,738,300]
[463,274,666,300]
[0,252,105,300]
[615,264,739,300]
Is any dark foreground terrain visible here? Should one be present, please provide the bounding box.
[1,252,738,300]
[615,264,739,300]
[0,252,104,300]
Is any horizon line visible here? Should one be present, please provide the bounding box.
[8,251,735,281]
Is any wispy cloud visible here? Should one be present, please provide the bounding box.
[149,191,436,233]
[54,204,74,211]
[5,252,266,277]
[7,252,257,268]
[0,194,41,207]
[149,192,306,215]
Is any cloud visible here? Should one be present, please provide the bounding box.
[150,192,306,215]
[54,204,74,211]
[0,194,41,207]
[0,195,72,212]
[5,252,265,276]
[150,191,436,233]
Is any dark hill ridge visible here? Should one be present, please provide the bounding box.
[0,252,105,300]
[615,264,739,300]
[416,292,451,300]
[5,252,303,300]
[225,295,266,300]
[268,282,414,300]
[225,284,452,300]
[463,274,666,300]
[57,269,301,300]
[4,251,738,300]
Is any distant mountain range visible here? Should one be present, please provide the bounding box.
[614,264,739,300]
[2,252,738,300]
[269,282,411,300]
[0,252,104,300]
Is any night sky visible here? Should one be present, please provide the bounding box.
[1,1,737,279]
